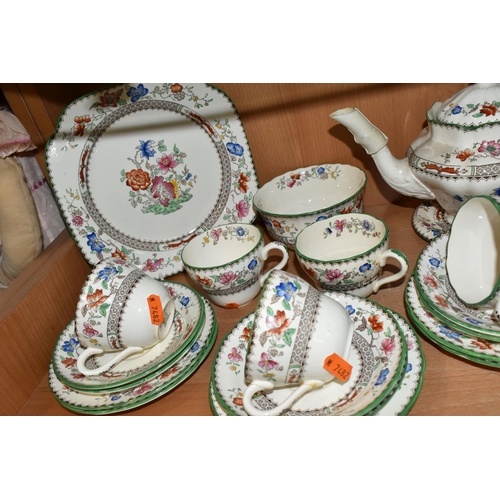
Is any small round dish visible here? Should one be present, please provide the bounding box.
[253,164,366,248]
[52,281,205,392]
[411,201,451,242]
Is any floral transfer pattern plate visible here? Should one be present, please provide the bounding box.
[211,293,407,417]
[414,234,500,339]
[412,201,451,242]
[406,277,500,367]
[209,310,424,416]
[52,281,205,392]
[46,83,258,278]
[49,298,217,414]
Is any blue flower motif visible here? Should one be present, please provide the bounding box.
[345,305,355,315]
[317,166,325,175]
[136,139,156,159]
[361,220,372,231]
[248,259,258,270]
[263,217,273,227]
[439,324,461,339]
[87,232,105,254]
[359,263,372,273]
[61,338,79,353]
[236,226,245,237]
[180,296,190,307]
[451,105,462,115]
[185,173,193,181]
[227,142,244,156]
[466,317,482,326]
[275,281,298,301]
[111,395,122,401]
[406,363,413,373]
[316,215,327,221]
[127,84,148,102]
[97,266,119,282]
[431,229,442,237]
[429,257,440,268]
[453,195,464,202]
[492,188,500,197]
[375,368,390,386]
[190,342,200,353]
[325,227,332,235]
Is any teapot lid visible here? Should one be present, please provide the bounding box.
[427,83,500,130]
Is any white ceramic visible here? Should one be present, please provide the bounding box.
[181,223,288,308]
[446,196,500,320]
[46,83,259,279]
[242,269,355,416]
[412,201,451,242]
[253,163,366,248]
[211,292,407,416]
[295,213,409,297]
[331,83,500,220]
[53,281,205,392]
[75,257,176,376]
[415,233,500,339]
[49,297,217,414]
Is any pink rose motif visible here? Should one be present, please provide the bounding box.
[334,219,347,232]
[151,176,177,206]
[236,200,249,218]
[210,228,222,241]
[219,271,237,285]
[82,323,99,338]
[381,337,396,355]
[72,215,84,227]
[325,269,342,282]
[156,153,178,173]
[134,383,153,395]
[228,347,243,362]
[142,258,164,272]
[258,352,279,371]
[478,140,500,157]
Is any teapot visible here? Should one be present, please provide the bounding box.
[331,83,500,222]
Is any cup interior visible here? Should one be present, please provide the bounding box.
[181,224,261,269]
[296,214,386,262]
[253,164,366,216]
[447,196,500,305]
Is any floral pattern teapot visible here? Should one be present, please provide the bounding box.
[331,83,500,221]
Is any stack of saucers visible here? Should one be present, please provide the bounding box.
[49,281,217,414]
[209,289,426,416]
[406,233,500,367]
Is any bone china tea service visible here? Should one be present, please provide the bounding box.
[294,213,409,297]
[181,223,289,308]
[55,82,500,416]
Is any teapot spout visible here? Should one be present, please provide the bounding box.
[330,107,435,200]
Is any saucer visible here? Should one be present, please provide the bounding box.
[52,281,205,392]
[412,201,451,242]
[210,311,424,416]
[406,277,500,367]
[49,298,217,414]
[211,292,407,416]
[414,234,500,339]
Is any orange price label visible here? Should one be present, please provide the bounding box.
[323,353,352,382]
[147,294,164,326]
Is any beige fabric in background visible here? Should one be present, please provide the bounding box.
[0,156,42,286]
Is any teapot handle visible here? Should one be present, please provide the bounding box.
[76,346,144,377]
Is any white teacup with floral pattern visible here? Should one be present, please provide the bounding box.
[75,257,176,376]
[243,269,354,416]
[295,213,409,297]
[447,195,500,320]
[181,223,289,308]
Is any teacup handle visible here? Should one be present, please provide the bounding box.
[372,249,409,293]
[76,346,144,377]
[242,380,322,416]
[259,242,289,286]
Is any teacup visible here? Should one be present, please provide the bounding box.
[446,195,500,320]
[243,269,354,416]
[253,163,366,248]
[75,257,176,376]
[181,223,289,308]
[294,213,409,297]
